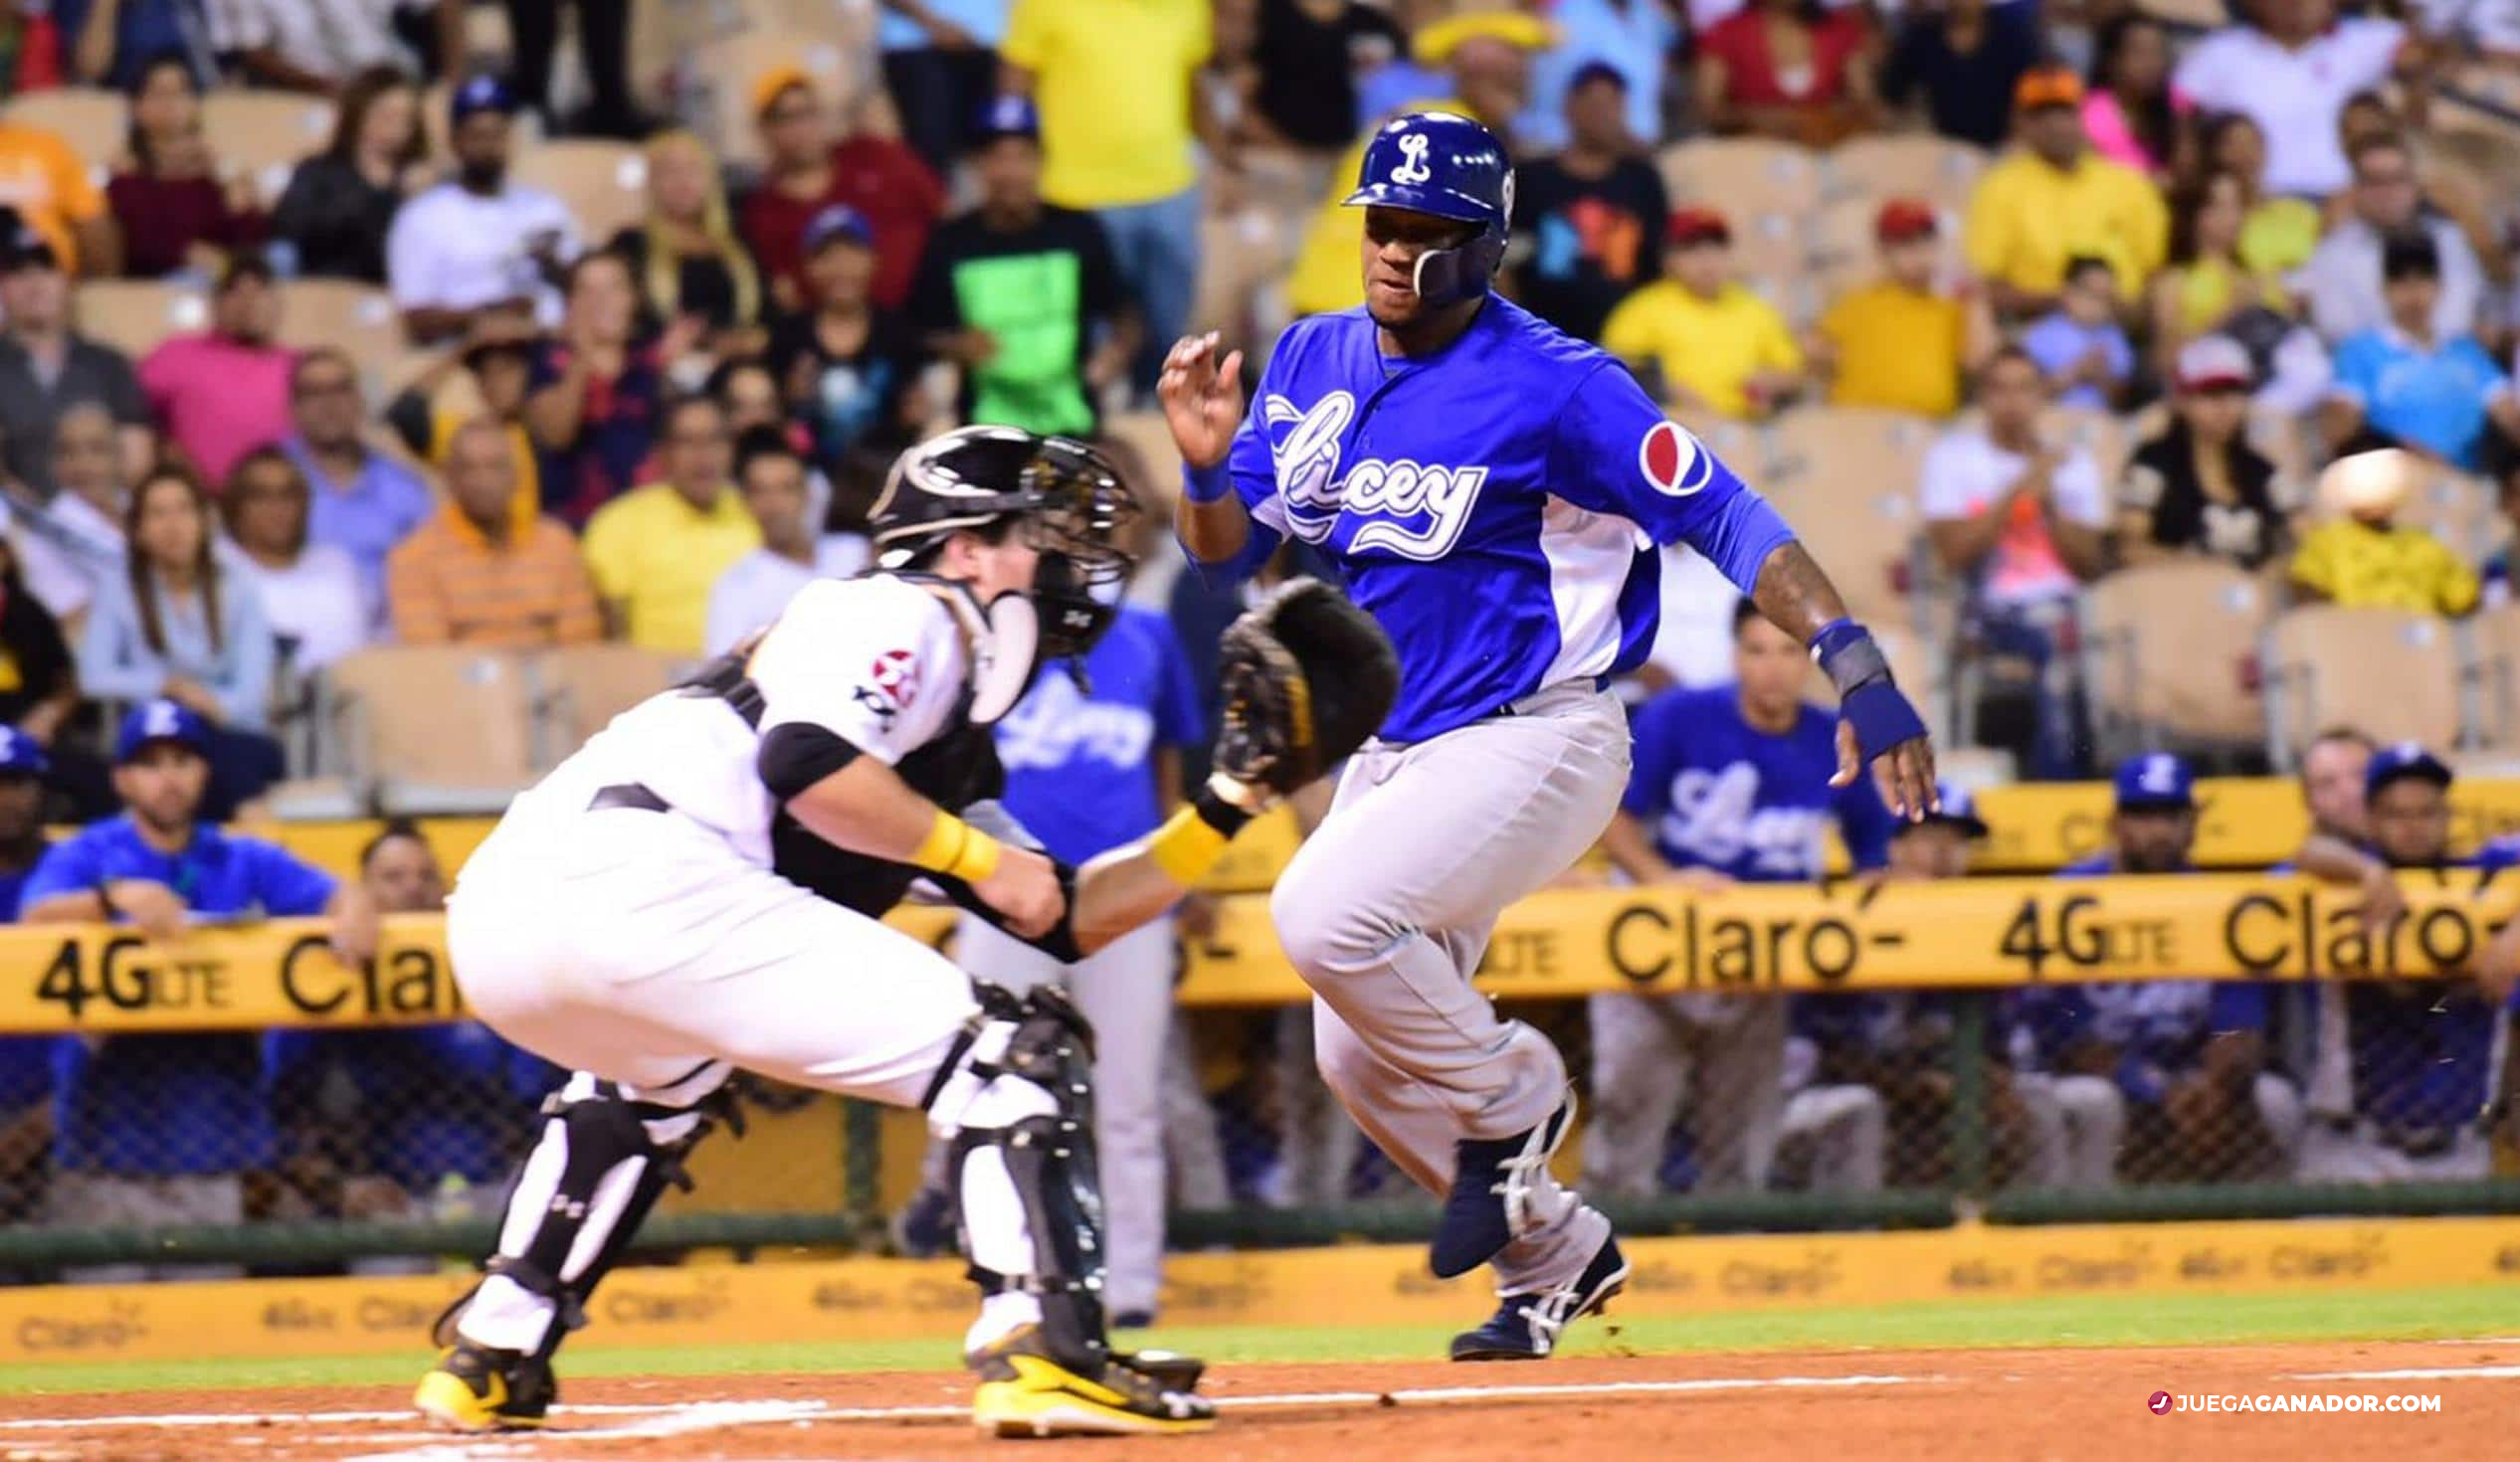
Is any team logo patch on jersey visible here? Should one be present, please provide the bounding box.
[1262,389,1490,561]
[855,648,919,723]
[1639,420,1712,497]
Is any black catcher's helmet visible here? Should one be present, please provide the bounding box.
[871,425,1141,657]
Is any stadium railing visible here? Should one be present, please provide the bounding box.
[0,856,2515,1273]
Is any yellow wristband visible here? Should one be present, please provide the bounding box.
[910,812,1003,883]
[1146,804,1231,886]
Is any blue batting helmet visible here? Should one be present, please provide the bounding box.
[1344,110,1513,307]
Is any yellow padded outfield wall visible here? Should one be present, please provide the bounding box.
[0,1217,2513,1368]
[220,776,2520,889]
[0,869,2514,1032]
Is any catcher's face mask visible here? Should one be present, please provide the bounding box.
[1013,439,1141,660]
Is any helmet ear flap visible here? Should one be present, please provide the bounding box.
[1410,231,1507,309]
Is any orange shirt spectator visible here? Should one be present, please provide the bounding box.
[0,117,113,274]
[387,418,601,647]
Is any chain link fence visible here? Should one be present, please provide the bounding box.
[0,968,2510,1276]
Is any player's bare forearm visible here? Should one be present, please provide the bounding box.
[1746,540,1853,642]
[1066,846,1195,956]
[1601,812,1676,884]
[788,756,950,865]
[1177,493,1254,564]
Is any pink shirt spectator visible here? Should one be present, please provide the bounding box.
[2079,91,2187,177]
[136,332,296,486]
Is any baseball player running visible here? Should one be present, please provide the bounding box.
[413,425,1394,1438]
[1162,109,1937,1362]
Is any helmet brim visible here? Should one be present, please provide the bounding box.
[1343,182,1496,227]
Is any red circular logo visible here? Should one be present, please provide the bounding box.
[1638,420,1704,497]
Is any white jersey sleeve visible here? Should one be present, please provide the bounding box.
[749,577,969,765]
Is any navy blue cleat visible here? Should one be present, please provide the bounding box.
[1431,1099,1575,1279]
[1449,1232,1630,1362]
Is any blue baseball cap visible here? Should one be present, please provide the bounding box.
[0,726,49,779]
[115,698,211,765]
[1916,781,1989,838]
[1567,60,1628,94]
[2113,752,2195,811]
[2365,740,2452,799]
[450,74,519,126]
[800,203,872,256]
[973,95,1041,146]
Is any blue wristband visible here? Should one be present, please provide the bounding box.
[1182,457,1233,506]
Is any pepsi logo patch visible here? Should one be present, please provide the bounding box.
[1639,420,1708,497]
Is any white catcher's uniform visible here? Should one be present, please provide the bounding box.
[450,576,997,1104]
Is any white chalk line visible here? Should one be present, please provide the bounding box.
[2286,1365,2520,1381]
[0,1372,1941,1444]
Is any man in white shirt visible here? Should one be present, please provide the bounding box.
[221,0,462,92]
[704,429,872,654]
[386,75,580,346]
[2172,0,2412,199]
[1919,346,2107,777]
[2304,131,2486,345]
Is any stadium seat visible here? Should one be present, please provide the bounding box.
[2462,605,2520,753]
[511,139,649,245]
[534,643,690,756]
[2260,606,2463,766]
[2,88,123,180]
[2081,560,2270,755]
[201,91,336,204]
[2040,405,2131,485]
[274,278,412,392]
[1099,410,1185,504]
[1824,134,1988,212]
[1656,138,1824,224]
[1761,409,1935,631]
[75,279,208,360]
[1673,411,1770,479]
[324,646,540,814]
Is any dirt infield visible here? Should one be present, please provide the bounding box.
[1,1340,2511,1461]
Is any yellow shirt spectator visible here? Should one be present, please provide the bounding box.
[1002,0,1211,209]
[0,122,104,273]
[1963,150,2168,303]
[581,483,761,653]
[1817,282,1965,417]
[1601,280,1802,419]
[2288,518,2479,617]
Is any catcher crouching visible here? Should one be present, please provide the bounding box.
[414,425,1397,1438]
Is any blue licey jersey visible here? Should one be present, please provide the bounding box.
[24,816,339,1176]
[1624,685,1891,882]
[1212,297,1794,742]
[995,602,1207,865]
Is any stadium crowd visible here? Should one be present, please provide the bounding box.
[0,0,2513,1281]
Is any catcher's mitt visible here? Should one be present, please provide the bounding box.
[1214,578,1398,797]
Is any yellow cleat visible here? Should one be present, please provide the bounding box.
[413,1344,552,1433]
[969,1327,1216,1438]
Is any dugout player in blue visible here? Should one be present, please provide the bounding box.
[2014,754,2303,1184]
[19,700,379,1270]
[1161,109,1936,1360]
[1585,599,1895,1199]
[0,726,50,918]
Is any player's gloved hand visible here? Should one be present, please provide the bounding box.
[1214,579,1401,799]
[1812,619,1937,821]
[974,845,1066,940]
